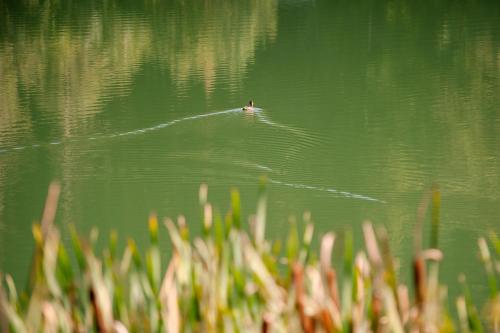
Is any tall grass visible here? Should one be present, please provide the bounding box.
[0,182,498,332]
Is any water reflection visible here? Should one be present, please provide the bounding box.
[0,0,278,145]
[153,0,278,95]
[363,1,500,199]
[0,6,152,142]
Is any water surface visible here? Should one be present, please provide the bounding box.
[0,0,499,301]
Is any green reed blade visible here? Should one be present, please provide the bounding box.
[149,214,159,245]
[431,184,441,249]
[109,230,118,262]
[4,275,18,307]
[69,224,86,271]
[299,223,314,265]
[56,242,74,290]
[0,278,27,333]
[231,189,241,230]
[478,237,498,298]
[147,214,161,293]
[214,211,225,254]
[25,223,44,295]
[286,218,299,265]
[178,215,190,242]
[489,233,500,256]
[128,239,142,269]
[342,228,353,331]
[225,211,233,238]
[378,228,399,305]
[459,274,484,333]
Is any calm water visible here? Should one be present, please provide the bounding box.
[0,0,499,300]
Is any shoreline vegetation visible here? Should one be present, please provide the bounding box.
[0,182,498,332]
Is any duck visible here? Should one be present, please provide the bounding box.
[242,100,254,111]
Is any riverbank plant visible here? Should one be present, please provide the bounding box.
[0,182,498,332]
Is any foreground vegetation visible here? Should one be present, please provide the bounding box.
[0,182,498,332]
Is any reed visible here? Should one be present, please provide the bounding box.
[0,182,498,332]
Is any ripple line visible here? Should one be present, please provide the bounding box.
[0,108,243,154]
[255,112,322,146]
[90,108,245,141]
[269,178,386,203]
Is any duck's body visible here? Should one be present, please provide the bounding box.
[242,100,254,111]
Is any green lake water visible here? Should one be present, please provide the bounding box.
[0,0,499,301]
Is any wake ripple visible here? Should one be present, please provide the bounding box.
[0,108,243,154]
[0,107,319,154]
[269,178,385,203]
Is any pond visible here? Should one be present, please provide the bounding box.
[0,0,499,302]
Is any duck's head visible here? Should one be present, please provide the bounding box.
[243,100,255,111]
